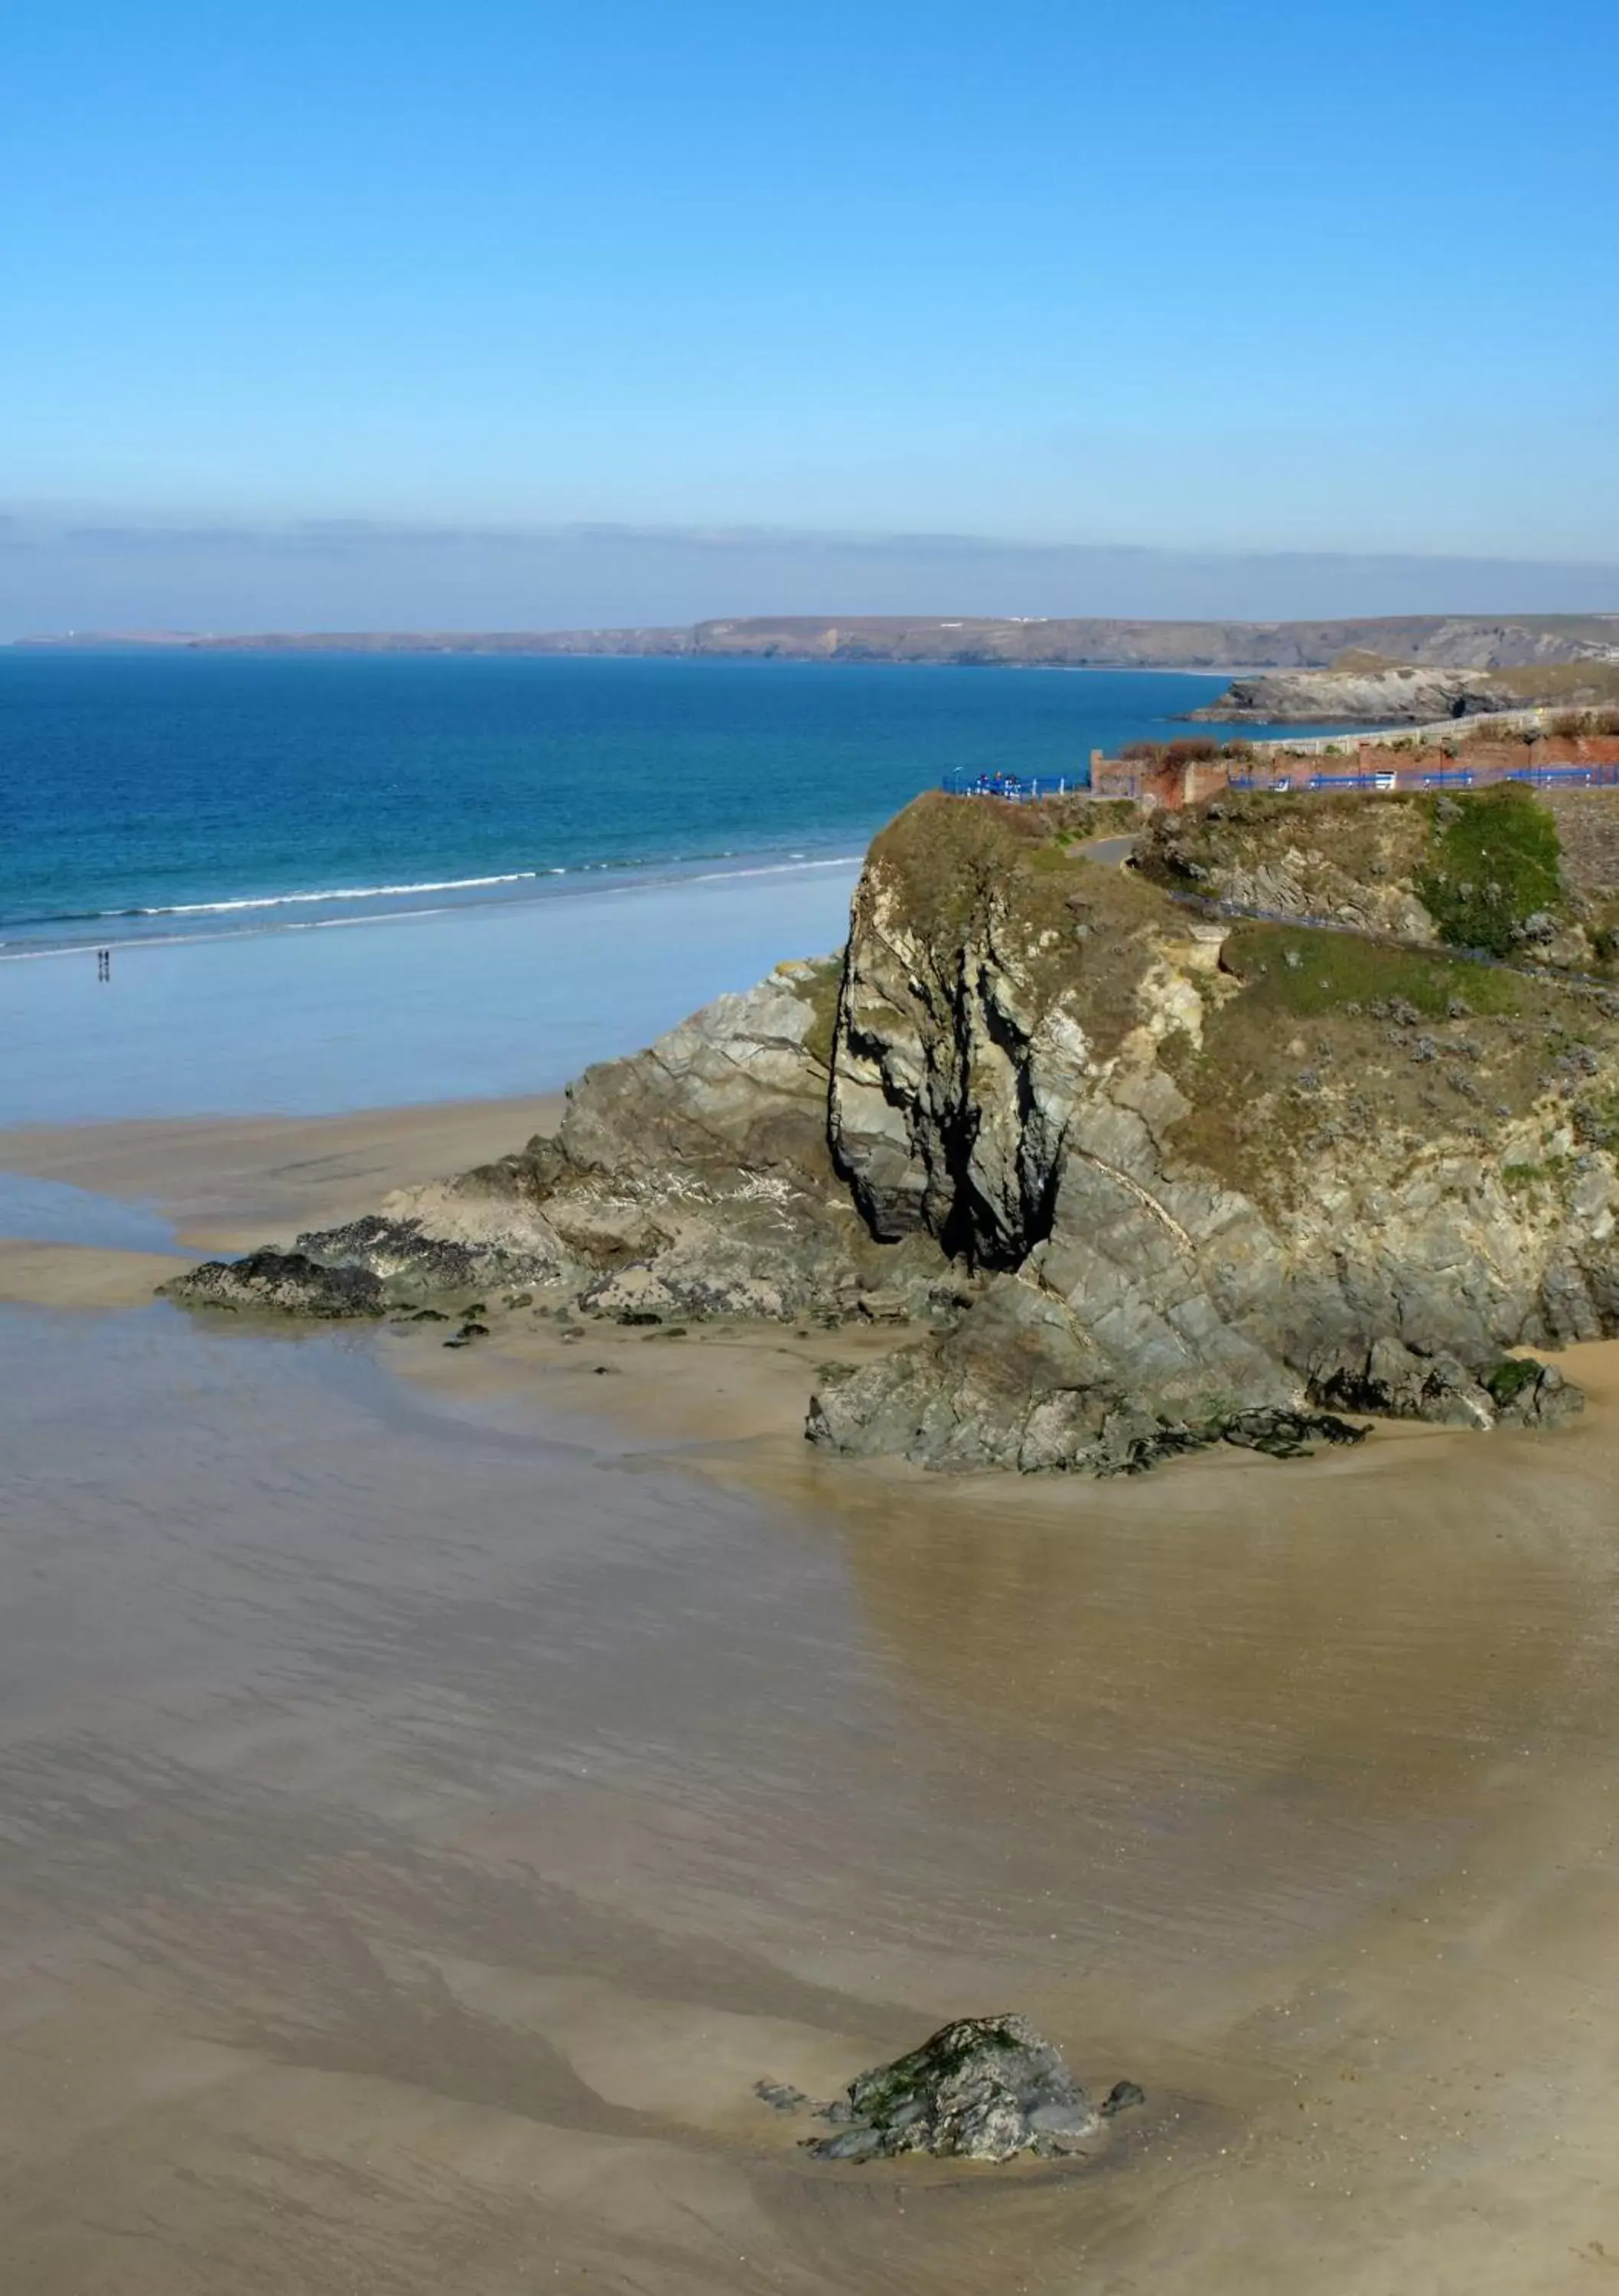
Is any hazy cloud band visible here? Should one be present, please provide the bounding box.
[3,510,1616,639]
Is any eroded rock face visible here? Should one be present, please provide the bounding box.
[805,795,1618,1466]
[1311,1339,1583,1430]
[806,1278,1369,1475]
[800,2014,1138,2164]
[167,960,948,1337]
[163,793,1619,1472]
[1139,795,1441,942]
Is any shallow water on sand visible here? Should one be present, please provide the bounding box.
[5,1306,1619,2291]
[0,862,863,1124]
[0,1171,180,1253]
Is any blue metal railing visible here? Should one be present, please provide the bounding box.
[940,770,1079,801]
[949,760,1619,804]
[1504,764,1619,787]
[1228,762,1619,794]
[1226,771,1412,791]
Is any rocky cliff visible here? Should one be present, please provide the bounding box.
[48,612,1619,673]
[168,791,1619,1472]
[1194,664,1513,723]
[1195,631,1619,724]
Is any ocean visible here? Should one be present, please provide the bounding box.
[1,650,1244,951]
[2,651,1327,1120]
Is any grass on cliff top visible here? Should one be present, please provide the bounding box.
[1329,647,1405,671]
[1060,795,1143,839]
[1485,660,1619,706]
[1140,781,1568,963]
[1220,923,1520,1019]
[1159,919,1601,1207]
[866,791,1165,1053]
[1414,782,1564,957]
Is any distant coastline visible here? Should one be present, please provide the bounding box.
[16,609,1616,674]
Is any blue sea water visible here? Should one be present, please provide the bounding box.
[1,650,1239,950]
[0,651,1333,1124]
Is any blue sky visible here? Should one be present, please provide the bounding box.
[4,0,1617,628]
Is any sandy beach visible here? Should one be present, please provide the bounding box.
[2,1098,1619,2290]
[0,1095,565,1251]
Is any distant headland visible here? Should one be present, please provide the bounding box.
[16,614,1619,720]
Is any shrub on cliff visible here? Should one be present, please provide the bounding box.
[1415,784,1565,957]
[1118,735,1226,769]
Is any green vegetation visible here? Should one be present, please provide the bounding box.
[1067,796,1145,836]
[1221,923,1520,1018]
[783,954,845,1072]
[1161,918,1553,1210]
[1481,1358,1549,1408]
[1498,1158,1579,1192]
[1415,784,1563,956]
[1572,1088,1619,1146]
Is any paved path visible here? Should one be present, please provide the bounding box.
[1081,834,1139,868]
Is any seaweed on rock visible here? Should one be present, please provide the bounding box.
[794,2014,1142,2164]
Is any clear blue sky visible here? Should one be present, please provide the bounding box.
[4,0,1617,628]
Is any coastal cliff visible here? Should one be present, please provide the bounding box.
[1194,664,1513,723]
[168,789,1619,1470]
[27,612,1619,674]
[1194,631,1619,724]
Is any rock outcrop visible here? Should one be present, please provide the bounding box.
[165,790,1619,1473]
[767,2014,1141,2164]
[163,955,950,1333]
[1194,631,1619,725]
[1195,664,1513,724]
[163,1247,386,1318]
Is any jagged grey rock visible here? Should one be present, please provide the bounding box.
[800,2014,1135,2164]
[167,959,943,1334]
[161,1248,385,1319]
[1192,622,1619,721]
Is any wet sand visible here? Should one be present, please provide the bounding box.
[5,1113,1619,2289]
[0,1096,564,1256]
